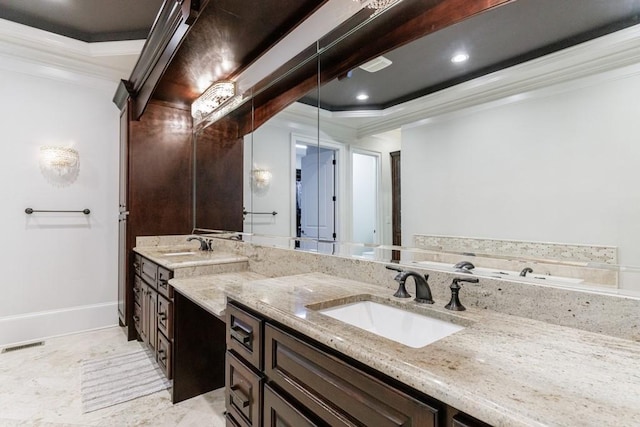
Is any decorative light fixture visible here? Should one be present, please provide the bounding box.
[191,81,236,121]
[251,168,272,193]
[353,0,402,11]
[40,146,79,176]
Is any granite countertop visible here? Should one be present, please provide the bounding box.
[169,271,267,318]
[201,272,640,427]
[134,245,248,270]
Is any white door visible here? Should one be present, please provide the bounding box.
[300,146,336,251]
[352,152,378,249]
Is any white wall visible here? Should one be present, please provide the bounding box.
[243,105,399,245]
[0,26,131,346]
[402,71,640,289]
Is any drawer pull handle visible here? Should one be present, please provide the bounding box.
[133,288,140,294]
[158,279,168,288]
[158,349,166,361]
[158,312,167,321]
[230,326,252,346]
[230,385,250,408]
[133,262,140,268]
[133,315,140,322]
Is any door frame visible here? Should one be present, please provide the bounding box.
[290,133,347,242]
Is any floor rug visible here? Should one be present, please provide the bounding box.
[80,348,171,413]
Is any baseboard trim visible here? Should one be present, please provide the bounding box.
[0,302,118,348]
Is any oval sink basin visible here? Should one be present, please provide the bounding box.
[318,301,464,348]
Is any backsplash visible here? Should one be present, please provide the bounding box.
[413,234,617,264]
[136,235,639,342]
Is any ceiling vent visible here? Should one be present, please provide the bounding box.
[359,56,392,73]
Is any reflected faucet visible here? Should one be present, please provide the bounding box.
[520,267,534,277]
[454,261,475,273]
[386,266,434,304]
[187,236,212,251]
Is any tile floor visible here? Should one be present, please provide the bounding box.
[0,327,226,426]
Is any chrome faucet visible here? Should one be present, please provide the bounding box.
[454,261,475,273]
[187,236,212,251]
[386,266,434,304]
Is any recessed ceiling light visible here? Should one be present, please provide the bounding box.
[451,53,469,63]
[356,93,369,101]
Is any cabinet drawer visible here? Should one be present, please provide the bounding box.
[133,254,142,276]
[225,414,241,427]
[141,257,157,288]
[133,302,142,335]
[157,331,172,379]
[226,302,263,371]
[157,294,173,339]
[265,324,439,427]
[226,351,263,427]
[264,384,318,427]
[157,266,173,299]
[133,275,142,305]
[452,413,492,427]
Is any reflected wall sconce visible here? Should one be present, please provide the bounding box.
[251,168,272,193]
[191,80,236,122]
[39,146,80,186]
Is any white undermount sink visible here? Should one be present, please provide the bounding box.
[318,301,464,348]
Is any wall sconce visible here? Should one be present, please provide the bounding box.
[191,81,236,122]
[251,168,272,194]
[39,145,80,186]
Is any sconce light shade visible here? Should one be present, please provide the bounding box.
[39,146,80,186]
[251,168,272,193]
[353,0,401,11]
[191,81,236,121]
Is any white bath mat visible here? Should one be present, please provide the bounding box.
[80,348,171,413]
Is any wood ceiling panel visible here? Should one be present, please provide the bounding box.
[153,0,327,106]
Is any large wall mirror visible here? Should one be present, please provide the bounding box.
[195,0,640,295]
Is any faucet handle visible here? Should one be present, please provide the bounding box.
[386,265,411,298]
[445,277,479,311]
[453,277,479,286]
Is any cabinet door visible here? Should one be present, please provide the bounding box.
[140,283,149,344]
[147,287,158,352]
[265,324,439,426]
[264,384,318,427]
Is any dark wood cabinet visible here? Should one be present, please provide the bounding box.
[263,384,317,427]
[133,254,174,379]
[225,299,493,427]
[265,323,438,427]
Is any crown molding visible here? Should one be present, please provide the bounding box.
[0,18,144,88]
[353,23,640,137]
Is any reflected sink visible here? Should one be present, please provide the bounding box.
[318,301,464,348]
